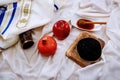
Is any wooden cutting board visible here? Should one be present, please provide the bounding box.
[66,31,105,67]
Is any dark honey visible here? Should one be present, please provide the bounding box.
[77,19,94,30]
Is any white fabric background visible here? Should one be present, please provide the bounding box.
[0,0,120,80]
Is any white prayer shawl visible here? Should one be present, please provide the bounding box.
[0,0,55,49]
[0,0,18,5]
[0,0,54,39]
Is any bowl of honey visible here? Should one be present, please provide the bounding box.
[71,15,106,31]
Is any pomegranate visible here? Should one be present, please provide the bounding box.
[53,20,70,40]
[38,36,57,57]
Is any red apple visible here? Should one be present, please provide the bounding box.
[53,20,70,40]
[38,36,57,57]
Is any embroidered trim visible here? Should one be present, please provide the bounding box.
[16,0,32,29]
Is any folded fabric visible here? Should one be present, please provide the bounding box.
[0,0,18,5]
[0,0,54,39]
[100,7,120,80]
[54,0,67,10]
[76,0,120,18]
[106,7,120,48]
[0,72,19,80]
[0,0,54,49]
[0,35,18,49]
